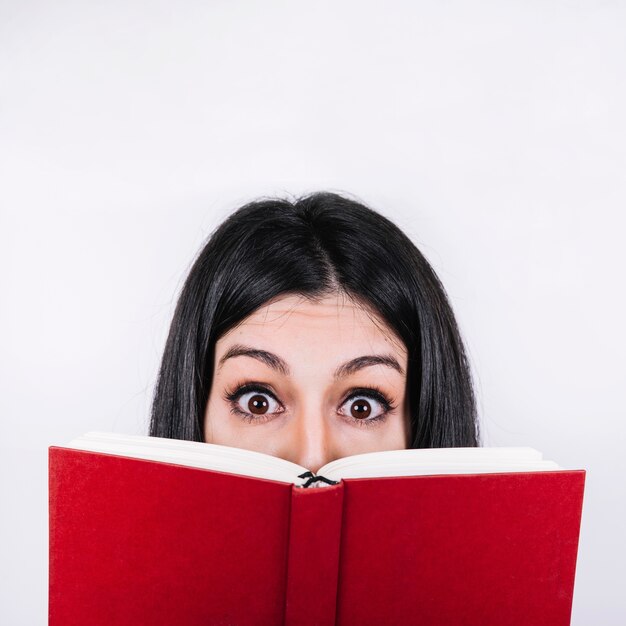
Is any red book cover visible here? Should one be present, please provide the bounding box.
[49,446,585,626]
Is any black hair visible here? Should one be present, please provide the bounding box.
[149,191,479,448]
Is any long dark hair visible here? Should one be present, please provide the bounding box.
[150,192,479,448]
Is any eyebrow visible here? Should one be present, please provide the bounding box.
[217,343,405,380]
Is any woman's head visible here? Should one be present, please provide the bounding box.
[150,192,479,467]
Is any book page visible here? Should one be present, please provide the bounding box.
[318,447,561,481]
[64,432,310,485]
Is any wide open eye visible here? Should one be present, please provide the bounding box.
[338,388,395,425]
[235,389,281,416]
[224,383,284,423]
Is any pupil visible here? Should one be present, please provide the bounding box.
[249,394,268,415]
[351,400,371,419]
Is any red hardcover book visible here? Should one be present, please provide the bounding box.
[49,433,585,626]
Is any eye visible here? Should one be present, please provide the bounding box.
[224,383,283,423]
[339,387,395,426]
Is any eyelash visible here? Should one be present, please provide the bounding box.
[222,382,397,428]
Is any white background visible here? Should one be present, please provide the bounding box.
[1,1,625,623]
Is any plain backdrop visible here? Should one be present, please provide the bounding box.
[1,1,625,623]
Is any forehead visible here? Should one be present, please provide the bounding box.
[216,293,406,356]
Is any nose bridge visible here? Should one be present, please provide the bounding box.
[291,401,333,474]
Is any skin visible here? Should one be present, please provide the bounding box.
[204,292,410,474]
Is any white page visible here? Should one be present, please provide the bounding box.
[64,432,308,484]
[318,446,560,481]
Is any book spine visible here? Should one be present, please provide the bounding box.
[283,482,344,626]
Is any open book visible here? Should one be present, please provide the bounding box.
[63,431,562,485]
[49,432,585,626]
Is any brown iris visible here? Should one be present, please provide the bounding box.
[248,394,269,415]
[350,399,371,419]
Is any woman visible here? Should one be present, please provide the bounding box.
[150,191,479,472]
